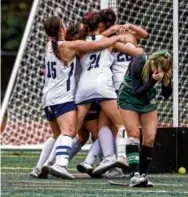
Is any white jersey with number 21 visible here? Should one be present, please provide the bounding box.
[75,35,117,104]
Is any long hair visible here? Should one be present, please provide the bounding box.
[99,9,116,29]
[142,50,172,84]
[44,16,63,60]
[82,11,101,33]
[66,22,85,41]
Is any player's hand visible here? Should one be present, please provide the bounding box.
[163,69,172,86]
[152,71,164,81]
[110,25,124,34]
[124,23,132,30]
[117,35,127,44]
[117,24,131,35]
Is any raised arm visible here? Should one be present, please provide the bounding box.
[114,41,144,56]
[101,24,124,37]
[101,23,148,40]
[128,24,148,39]
[131,57,157,95]
[64,35,126,53]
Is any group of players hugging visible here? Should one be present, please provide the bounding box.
[30,8,172,187]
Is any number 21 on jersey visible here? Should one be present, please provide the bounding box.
[87,53,101,71]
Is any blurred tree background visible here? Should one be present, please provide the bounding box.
[1,0,33,100]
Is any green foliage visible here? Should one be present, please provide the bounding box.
[1,1,32,51]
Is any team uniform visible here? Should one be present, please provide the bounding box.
[112,51,133,92]
[75,56,101,120]
[42,41,76,120]
[75,35,116,104]
[118,55,172,113]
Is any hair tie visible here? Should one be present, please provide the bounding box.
[150,50,168,60]
[49,36,57,43]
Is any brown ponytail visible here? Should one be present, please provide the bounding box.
[83,11,101,34]
[44,16,62,60]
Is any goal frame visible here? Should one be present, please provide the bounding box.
[1,0,180,130]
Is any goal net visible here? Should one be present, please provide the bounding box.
[1,0,100,146]
[1,0,187,146]
[115,0,188,127]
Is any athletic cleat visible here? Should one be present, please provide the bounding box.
[129,172,148,187]
[38,161,53,179]
[92,154,116,176]
[102,167,125,179]
[77,162,93,173]
[116,156,129,171]
[146,180,154,187]
[49,164,75,179]
[77,162,101,178]
[141,174,154,187]
[29,167,41,178]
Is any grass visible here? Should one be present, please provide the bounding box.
[1,150,188,197]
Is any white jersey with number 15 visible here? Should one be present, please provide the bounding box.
[42,41,76,108]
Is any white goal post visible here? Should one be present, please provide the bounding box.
[0,0,40,125]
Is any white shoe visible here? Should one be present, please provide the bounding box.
[129,172,148,187]
[116,156,129,170]
[49,164,75,179]
[102,167,125,179]
[77,162,93,173]
[93,154,116,176]
[29,167,41,178]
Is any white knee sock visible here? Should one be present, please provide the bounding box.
[44,137,60,165]
[36,136,56,169]
[85,139,102,165]
[55,135,73,167]
[98,126,115,158]
[69,137,82,161]
[116,127,127,158]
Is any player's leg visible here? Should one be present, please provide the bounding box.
[110,120,128,171]
[49,102,77,179]
[76,103,91,133]
[101,122,128,179]
[119,109,147,187]
[30,111,60,178]
[77,139,103,178]
[100,100,128,169]
[139,110,158,187]
[79,119,100,168]
[69,127,90,161]
[77,104,102,176]
[92,110,117,175]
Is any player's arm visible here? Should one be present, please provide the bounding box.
[64,35,126,53]
[131,57,157,95]
[128,24,148,39]
[114,41,144,56]
[101,24,125,37]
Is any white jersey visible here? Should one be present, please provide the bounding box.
[42,41,76,108]
[112,52,133,90]
[75,35,116,104]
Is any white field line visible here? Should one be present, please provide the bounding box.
[2,180,188,188]
[2,186,188,195]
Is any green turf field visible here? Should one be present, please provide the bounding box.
[1,150,188,197]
